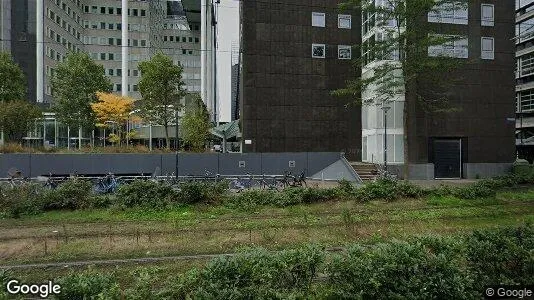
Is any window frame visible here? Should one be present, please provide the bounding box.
[312,43,326,58]
[312,12,326,27]
[481,4,494,26]
[481,37,495,60]
[338,45,352,59]
[338,14,352,29]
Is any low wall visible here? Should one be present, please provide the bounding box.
[0,152,343,178]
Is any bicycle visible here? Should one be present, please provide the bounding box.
[259,174,285,191]
[229,173,258,192]
[94,173,120,194]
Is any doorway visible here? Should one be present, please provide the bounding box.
[433,139,462,179]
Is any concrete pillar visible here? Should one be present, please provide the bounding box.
[36,0,44,103]
[121,0,128,97]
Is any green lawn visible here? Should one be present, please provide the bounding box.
[0,187,532,268]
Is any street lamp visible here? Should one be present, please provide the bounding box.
[381,104,391,170]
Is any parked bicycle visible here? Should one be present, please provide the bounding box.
[229,173,258,192]
[94,173,120,194]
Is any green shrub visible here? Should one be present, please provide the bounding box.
[0,183,44,218]
[177,181,229,204]
[116,180,177,209]
[354,178,399,202]
[42,179,94,210]
[178,246,324,299]
[225,189,276,211]
[54,272,120,300]
[466,224,534,288]
[326,241,474,299]
[452,180,496,199]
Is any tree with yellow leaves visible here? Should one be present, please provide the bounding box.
[91,92,134,146]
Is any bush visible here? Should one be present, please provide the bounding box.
[54,272,120,300]
[177,181,228,204]
[452,180,496,199]
[176,246,324,299]
[116,180,177,209]
[466,224,534,288]
[0,183,44,218]
[354,178,400,202]
[42,179,94,210]
[326,241,474,299]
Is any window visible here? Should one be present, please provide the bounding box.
[338,14,352,29]
[338,45,352,59]
[133,69,139,76]
[108,23,114,30]
[312,44,326,58]
[116,69,122,76]
[312,12,326,27]
[108,38,114,45]
[195,37,199,43]
[100,7,105,14]
[164,36,168,42]
[182,37,186,42]
[141,9,146,17]
[140,40,146,47]
[108,69,114,76]
[481,4,494,26]
[108,7,114,14]
[428,2,468,25]
[100,53,106,60]
[428,35,468,59]
[189,37,193,42]
[116,84,122,92]
[481,37,494,60]
[133,9,138,16]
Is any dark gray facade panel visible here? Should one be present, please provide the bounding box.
[0,153,345,178]
[176,153,219,176]
[260,152,308,175]
[218,153,263,175]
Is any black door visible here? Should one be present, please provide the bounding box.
[434,139,462,179]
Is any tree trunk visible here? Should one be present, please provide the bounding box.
[164,122,170,149]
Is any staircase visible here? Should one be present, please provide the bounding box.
[349,162,379,182]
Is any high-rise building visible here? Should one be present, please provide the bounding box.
[516,0,534,156]
[0,0,201,103]
[238,0,361,158]
[239,0,515,178]
[362,0,515,179]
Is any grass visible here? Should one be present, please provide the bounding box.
[0,188,533,266]
[0,192,531,289]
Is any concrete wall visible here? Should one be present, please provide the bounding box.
[0,152,342,177]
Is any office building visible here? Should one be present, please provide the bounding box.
[516,0,534,149]
[0,0,201,103]
[238,0,361,158]
[362,0,515,179]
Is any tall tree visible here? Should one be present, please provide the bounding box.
[0,100,41,142]
[51,52,112,148]
[336,0,468,177]
[0,52,26,103]
[138,52,186,149]
[91,92,134,146]
[182,94,211,152]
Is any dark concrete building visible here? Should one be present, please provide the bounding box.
[239,0,361,159]
[412,0,516,178]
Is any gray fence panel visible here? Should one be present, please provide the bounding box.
[218,153,262,175]
[0,152,345,178]
[177,153,219,176]
[161,154,177,175]
[30,154,74,177]
[260,153,308,175]
[306,152,341,175]
[106,154,159,175]
[0,154,31,177]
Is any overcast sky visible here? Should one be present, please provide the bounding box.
[216,0,239,123]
